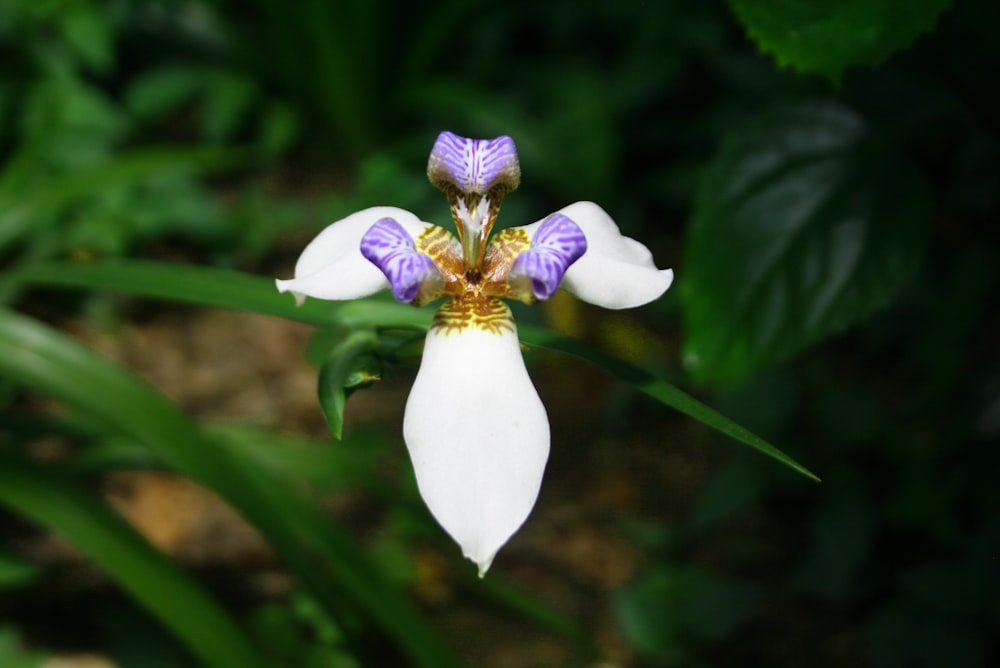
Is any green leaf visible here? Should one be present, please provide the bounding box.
[125,67,206,120]
[6,260,817,480]
[681,101,930,384]
[686,455,762,532]
[317,329,380,439]
[0,550,41,589]
[0,627,47,668]
[0,146,256,255]
[60,3,114,73]
[728,0,953,80]
[520,325,819,481]
[0,307,461,668]
[0,454,270,668]
[6,260,342,325]
[614,566,758,660]
[201,73,257,142]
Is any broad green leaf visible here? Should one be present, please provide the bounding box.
[0,307,461,668]
[0,454,269,668]
[728,0,953,80]
[7,260,818,480]
[681,101,930,384]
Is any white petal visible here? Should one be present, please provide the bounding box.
[403,322,549,575]
[518,201,673,309]
[275,207,434,302]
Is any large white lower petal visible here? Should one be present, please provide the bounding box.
[275,206,433,303]
[403,317,549,575]
[518,201,673,309]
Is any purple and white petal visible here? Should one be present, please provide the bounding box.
[276,207,433,304]
[403,317,549,576]
[427,131,521,194]
[508,213,587,300]
[517,202,673,309]
[360,218,443,303]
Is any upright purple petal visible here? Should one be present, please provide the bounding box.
[427,131,521,195]
[508,213,587,300]
[360,218,443,303]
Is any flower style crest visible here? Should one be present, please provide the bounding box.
[276,131,673,575]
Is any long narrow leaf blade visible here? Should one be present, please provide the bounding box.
[0,308,461,668]
[8,260,817,479]
[0,454,269,668]
[517,325,820,482]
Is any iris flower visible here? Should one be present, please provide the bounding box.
[277,132,673,575]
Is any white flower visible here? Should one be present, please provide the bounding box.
[277,132,673,575]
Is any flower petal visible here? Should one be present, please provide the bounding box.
[518,201,673,309]
[508,213,587,300]
[360,218,443,304]
[403,304,549,575]
[275,207,433,303]
[427,131,521,195]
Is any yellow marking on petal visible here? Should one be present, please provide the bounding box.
[417,225,465,293]
[431,294,515,335]
[481,227,533,302]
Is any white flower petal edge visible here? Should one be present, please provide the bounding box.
[403,324,549,576]
[276,206,435,304]
[518,201,673,309]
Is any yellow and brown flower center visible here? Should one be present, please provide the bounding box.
[431,294,514,335]
[416,225,533,334]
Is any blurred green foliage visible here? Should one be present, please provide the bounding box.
[1,0,998,666]
[729,0,955,80]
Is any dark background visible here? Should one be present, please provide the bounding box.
[1,1,997,666]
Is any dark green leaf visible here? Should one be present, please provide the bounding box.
[681,101,930,384]
[686,455,762,532]
[317,329,380,439]
[6,260,344,325]
[125,67,205,120]
[7,260,817,480]
[728,0,953,80]
[614,566,757,659]
[0,551,41,590]
[0,146,256,256]
[519,325,820,481]
[201,73,257,141]
[0,307,461,668]
[60,4,114,73]
[0,454,270,668]
[0,627,47,668]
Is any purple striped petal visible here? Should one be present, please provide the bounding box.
[360,218,442,303]
[508,213,587,300]
[427,131,521,195]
